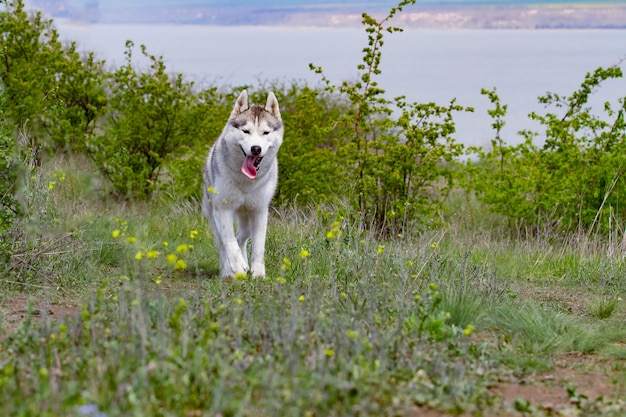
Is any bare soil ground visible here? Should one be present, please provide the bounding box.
[408,353,624,416]
[1,292,77,336]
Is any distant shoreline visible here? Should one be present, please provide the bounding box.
[36,4,626,30]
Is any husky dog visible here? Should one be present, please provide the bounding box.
[202,90,283,278]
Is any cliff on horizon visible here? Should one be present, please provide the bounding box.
[30,0,626,29]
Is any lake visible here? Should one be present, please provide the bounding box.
[56,23,626,148]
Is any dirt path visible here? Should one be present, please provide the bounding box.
[1,292,77,336]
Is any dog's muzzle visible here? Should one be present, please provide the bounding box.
[240,146,264,179]
[241,146,263,168]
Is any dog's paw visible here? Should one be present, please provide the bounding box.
[221,252,248,278]
[250,262,265,278]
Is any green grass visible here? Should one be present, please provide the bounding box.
[587,296,619,320]
[1,155,626,416]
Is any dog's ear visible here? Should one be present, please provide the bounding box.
[265,92,281,121]
[231,90,249,116]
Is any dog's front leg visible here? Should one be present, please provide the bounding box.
[213,208,248,278]
[249,208,269,278]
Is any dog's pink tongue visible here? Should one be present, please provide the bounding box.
[242,156,258,179]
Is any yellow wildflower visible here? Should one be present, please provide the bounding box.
[135,251,144,260]
[127,236,136,244]
[299,249,310,259]
[281,257,291,270]
[346,330,360,340]
[146,250,159,259]
[174,259,187,270]
[112,229,121,239]
[166,254,177,264]
[298,295,305,302]
[464,324,476,336]
[176,244,188,253]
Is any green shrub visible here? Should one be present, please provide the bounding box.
[0,0,60,159]
[471,66,626,234]
[310,0,472,236]
[87,41,202,199]
[248,84,351,206]
[0,97,17,230]
[0,0,106,158]
[49,45,107,152]
[162,87,231,200]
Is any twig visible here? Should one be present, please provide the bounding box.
[1,280,54,290]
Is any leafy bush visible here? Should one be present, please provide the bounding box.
[247,84,351,206]
[0,95,18,267]
[48,44,107,152]
[471,66,626,234]
[87,41,203,199]
[310,0,471,236]
[0,0,60,158]
[161,87,231,200]
[0,0,106,158]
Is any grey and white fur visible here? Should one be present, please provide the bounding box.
[202,90,283,278]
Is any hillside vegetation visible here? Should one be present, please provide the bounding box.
[1,0,626,415]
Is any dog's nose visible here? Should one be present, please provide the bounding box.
[251,145,261,156]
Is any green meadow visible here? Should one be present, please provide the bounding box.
[2,153,626,416]
[1,0,626,416]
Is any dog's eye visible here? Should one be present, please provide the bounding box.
[242,129,250,134]
[262,131,270,136]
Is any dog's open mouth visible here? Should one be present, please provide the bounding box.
[241,148,263,180]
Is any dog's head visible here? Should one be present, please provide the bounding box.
[228,90,283,180]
